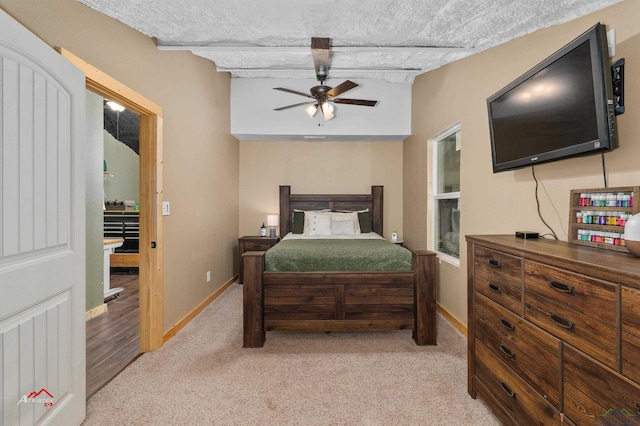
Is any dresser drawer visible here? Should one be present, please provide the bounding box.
[564,345,640,425]
[475,293,561,374]
[475,295,561,407]
[474,246,523,314]
[623,286,640,337]
[525,291,617,369]
[475,341,561,425]
[524,261,618,326]
[623,331,640,385]
[243,241,273,251]
[623,287,640,384]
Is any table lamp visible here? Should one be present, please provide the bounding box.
[267,214,279,238]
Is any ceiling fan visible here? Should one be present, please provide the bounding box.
[273,37,378,121]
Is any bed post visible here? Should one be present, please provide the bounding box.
[279,185,291,238]
[412,250,437,345]
[371,185,383,235]
[243,251,265,348]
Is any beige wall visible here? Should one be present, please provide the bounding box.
[0,0,240,331]
[405,0,640,327]
[239,141,403,241]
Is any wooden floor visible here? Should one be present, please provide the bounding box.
[86,270,140,399]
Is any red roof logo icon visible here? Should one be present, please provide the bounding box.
[26,389,54,399]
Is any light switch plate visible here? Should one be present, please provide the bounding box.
[162,201,170,216]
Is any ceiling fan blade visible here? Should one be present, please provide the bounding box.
[333,98,378,107]
[311,37,331,82]
[326,80,358,98]
[274,101,315,111]
[273,87,314,99]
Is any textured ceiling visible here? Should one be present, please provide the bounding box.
[78,0,621,83]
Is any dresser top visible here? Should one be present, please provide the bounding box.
[467,234,640,289]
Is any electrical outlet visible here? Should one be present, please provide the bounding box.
[206,271,211,282]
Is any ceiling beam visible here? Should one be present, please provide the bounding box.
[216,67,423,74]
[156,43,477,54]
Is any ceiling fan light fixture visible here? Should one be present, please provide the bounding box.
[273,38,377,121]
[321,102,334,120]
[305,104,318,118]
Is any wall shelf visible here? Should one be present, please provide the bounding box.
[568,186,639,253]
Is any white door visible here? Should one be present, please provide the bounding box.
[1,8,86,426]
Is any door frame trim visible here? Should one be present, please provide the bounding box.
[59,48,164,351]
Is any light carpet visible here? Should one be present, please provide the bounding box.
[83,284,499,425]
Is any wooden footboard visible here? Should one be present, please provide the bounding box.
[242,250,437,348]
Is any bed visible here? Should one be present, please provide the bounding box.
[242,185,437,348]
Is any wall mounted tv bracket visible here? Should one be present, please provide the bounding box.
[612,58,625,115]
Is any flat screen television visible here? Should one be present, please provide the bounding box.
[487,23,618,173]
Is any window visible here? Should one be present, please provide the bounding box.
[430,123,461,264]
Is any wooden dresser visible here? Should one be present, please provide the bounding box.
[467,235,640,425]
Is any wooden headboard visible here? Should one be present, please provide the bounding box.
[278,185,383,238]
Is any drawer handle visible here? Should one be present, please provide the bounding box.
[488,259,502,268]
[488,283,502,294]
[499,317,515,331]
[499,381,516,398]
[549,312,574,330]
[499,343,515,359]
[548,280,574,295]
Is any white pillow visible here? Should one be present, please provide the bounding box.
[330,211,361,234]
[330,211,357,220]
[304,212,332,236]
[297,209,331,234]
[331,219,356,235]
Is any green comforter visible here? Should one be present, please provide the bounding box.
[264,238,412,272]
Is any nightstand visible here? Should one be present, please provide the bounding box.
[238,236,279,283]
[390,240,404,246]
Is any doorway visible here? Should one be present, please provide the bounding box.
[59,48,165,353]
[103,100,141,271]
[85,100,141,398]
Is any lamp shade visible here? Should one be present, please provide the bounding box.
[321,102,334,120]
[305,104,317,118]
[624,213,640,257]
[266,214,279,227]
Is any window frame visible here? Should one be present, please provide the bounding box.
[428,122,461,266]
